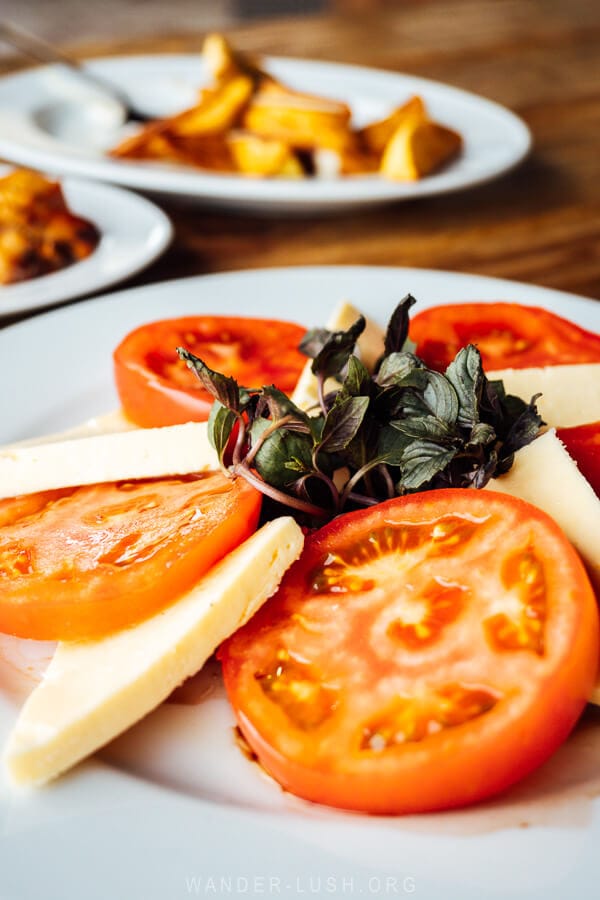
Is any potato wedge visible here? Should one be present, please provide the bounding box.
[380,118,462,180]
[243,83,355,152]
[228,132,303,177]
[202,32,269,86]
[169,75,254,137]
[359,95,425,154]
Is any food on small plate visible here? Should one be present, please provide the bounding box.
[4,517,304,786]
[113,315,308,427]
[220,489,598,814]
[109,33,462,180]
[0,470,261,640]
[0,169,99,285]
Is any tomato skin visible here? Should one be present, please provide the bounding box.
[409,302,600,372]
[113,316,307,427]
[220,489,598,814]
[0,473,261,641]
[558,421,600,497]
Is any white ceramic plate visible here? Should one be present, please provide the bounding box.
[0,55,532,213]
[1,267,599,900]
[0,165,172,317]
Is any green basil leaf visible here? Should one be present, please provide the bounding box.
[445,345,484,428]
[177,347,240,411]
[251,419,314,488]
[376,425,410,466]
[399,441,458,490]
[207,403,237,465]
[344,356,371,396]
[383,294,417,357]
[375,352,426,388]
[319,395,370,454]
[298,327,332,359]
[391,415,455,443]
[467,422,496,448]
[500,394,545,458]
[311,316,366,380]
[423,370,459,425]
[259,385,310,426]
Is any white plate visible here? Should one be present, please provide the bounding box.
[0,55,532,213]
[1,267,599,900]
[0,166,172,317]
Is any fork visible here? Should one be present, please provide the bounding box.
[0,21,152,122]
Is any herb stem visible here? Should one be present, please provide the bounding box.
[379,464,395,499]
[244,414,295,466]
[233,463,328,518]
[340,461,380,509]
[232,414,247,467]
[347,491,380,507]
[317,373,328,416]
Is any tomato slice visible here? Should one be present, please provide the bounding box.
[409,302,600,372]
[220,489,598,814]
[558,421,600,497]
[113,316,308,427]
[0,472,261,641]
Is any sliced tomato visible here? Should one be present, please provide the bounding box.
[558,421,600,497]
[220,489,598,814]
[113,316,307,427]
[409,302,600,372]
[0,472,260,641]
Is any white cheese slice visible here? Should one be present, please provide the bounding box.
[291,300,385,412]
[4,516,304,786]
[5,409,136,449]
[488,364,600,428]
[0,421,217,499]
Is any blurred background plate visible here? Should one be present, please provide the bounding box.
[0,55,531,214]
[0,167,173,317]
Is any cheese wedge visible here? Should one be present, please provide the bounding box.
[489,429,600,593]
[291,300,385,411]
[0,421,217,499]
[488,364,600,428]
[5,409,136,449]
[4,516,304,786]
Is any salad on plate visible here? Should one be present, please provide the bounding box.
[1,290,599,820]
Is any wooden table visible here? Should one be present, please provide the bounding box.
[2,0,600,326]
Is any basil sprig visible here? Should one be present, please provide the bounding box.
[177,295,544,522]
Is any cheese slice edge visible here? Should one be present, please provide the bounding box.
[4,516,304,786]
[488,363,600,429]
[0,421,217,499]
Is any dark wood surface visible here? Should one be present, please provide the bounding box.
[2,0,600,328]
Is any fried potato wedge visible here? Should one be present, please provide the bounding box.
[202,32,270,86]
[169,75,254,137]
[359,95,425,154]
[228,132,303,177]
[380,118,462,180]
[243,83,355,152]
